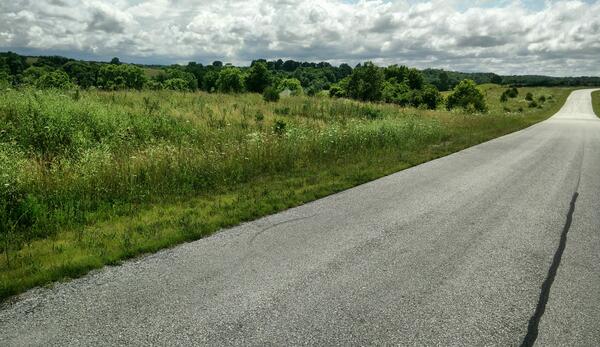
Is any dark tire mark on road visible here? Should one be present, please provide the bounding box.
[521,191,579,347]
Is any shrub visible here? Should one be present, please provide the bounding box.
[262,86,280,102]
[421,85,442,110]
[97,64,146,90]
[538,95,546,103]
[163,78,190,91]
[273,120,286,135]
[525,92,533,101]
[217,67,245,93]
[446,79,487,113]
[36,70,74,89]
[278,78,303,96]
[500,92,508,102]
[506,87,518,98]
[528,100,538,108]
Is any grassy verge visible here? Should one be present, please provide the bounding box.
[0,85,572,299]
[592,90,600,117]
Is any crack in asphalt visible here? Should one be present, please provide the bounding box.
[521,191,579,347]
[247,214,318,245]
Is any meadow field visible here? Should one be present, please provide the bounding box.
[0,85,572,299]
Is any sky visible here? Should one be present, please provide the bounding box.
[1,0,599,76]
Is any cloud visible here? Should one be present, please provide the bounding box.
[0,0,599,76]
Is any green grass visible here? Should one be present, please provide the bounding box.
[0,85,573,299]
[592,90,600,117]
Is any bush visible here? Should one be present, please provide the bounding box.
[506,87,518,98]
[500,92,508,102]
[36,70,74,89]
[528,100,538,108]
[421,85,442,110]
[262,86,280,102]
[278,78,303,96]
[273,120,286,135]
[97,64,146,90]
[538,95,546,103]
[163,78,190,91]
[525,92,533,101]
[446,79,487,113]
[217,67,245,93]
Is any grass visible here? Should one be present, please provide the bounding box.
[592,90,600,117]
[0,85,573,299]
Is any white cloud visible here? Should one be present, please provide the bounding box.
[0,0,599,76]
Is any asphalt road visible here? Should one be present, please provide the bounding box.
[1,89,599,346]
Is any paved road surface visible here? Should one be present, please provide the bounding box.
[1,89,599,346]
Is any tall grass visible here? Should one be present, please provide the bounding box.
[0,86,573,299]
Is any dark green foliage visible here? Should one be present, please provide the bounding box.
[163,78,190,91]
[97,64,146,90]
[273,120,287,135]
[278,78,303,95]
[384,65,409,83]
[245,61,271,93]
[525,92,533,101]
[63,61,97,88]
[347,62,384,101]
[490,74,503,84]
[500,92,508,102]
[217,67,244,93]
[407,68,425,90]
[35,70,74,89]
[538,95,546,103]
[160,68,198,91]
[446,79,487,113]
[202,70,220,92]
[421,85,442,109]
[528,100,538,108]
[262,86,280,102]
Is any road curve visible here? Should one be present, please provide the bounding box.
[1,89,599,346]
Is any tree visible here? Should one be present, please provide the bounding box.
[22,66,52,86]
[97,64,146,90]
[446,79,487,112]
[490,74,502,84]
[421,85,442,109]
[381,79,409,104]
[347,61,384,101]
[163,68,198,90]
[329,77,350,98]
[245,61,271,93]
[278,78,303,95]
[406,68,425,90]
[262,87,280,102]
[202,70,219,92]
[62,61,97,88]
[163,78,190,91]
[216,67,244,93]
[110,57,121,65]
[438,71,450,91]
[384,64,409,83]
[36,70,74,89]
